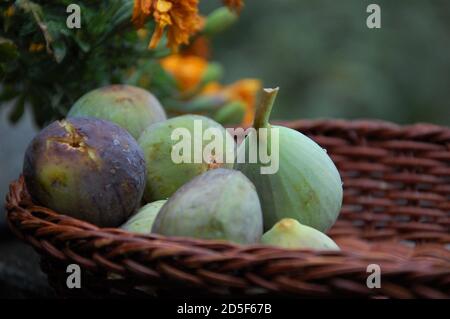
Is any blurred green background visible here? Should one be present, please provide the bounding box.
[202,0,450,125]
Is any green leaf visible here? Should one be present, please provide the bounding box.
[73,34,91,52]
[213,101,246,125]
[45,21,68,62]
[0,86,20,102]
[8,95,25,123]
[52,40,67,63]
[16,0,53,56]
[30,96,52,127]
[93,1,133,46]
[0,37,18,62]
[15,0,44,19]
[126,60,178,97]
[110,1,134,27]
[200,62,224,85]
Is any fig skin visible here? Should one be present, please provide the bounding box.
[138,114,234,202]
[235,88,343,232]
[121,200,167,234]
[68,85,167,139]
[236,125,343,232]
[23,117,146,227]
[152,169,263,244]
[261,218,340,251]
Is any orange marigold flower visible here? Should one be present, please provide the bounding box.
[225,79,261,126]
[160,54,208,92]
[223,0,244,13]
[132,0,202,51]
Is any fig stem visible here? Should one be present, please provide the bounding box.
[253,87,279,130]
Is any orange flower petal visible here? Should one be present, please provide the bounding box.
[149,24,165,49]
[160,54,208,91]
[132,0,153,28]
[132,0,202,51]
[156,0,173,12]
[225,79,262,126]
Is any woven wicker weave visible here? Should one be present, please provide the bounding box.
[5,119,450,298]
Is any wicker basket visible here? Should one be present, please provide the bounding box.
[5,119,450,298]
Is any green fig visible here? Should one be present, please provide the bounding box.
[121,200,167,234]
[23,117,146,227]
[261,218,340,251]
[235,88,343,232]
[138,114,235,202]
[152,168,263,244]
[68,85,167,139]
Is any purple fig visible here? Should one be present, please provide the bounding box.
[23,117,146,227]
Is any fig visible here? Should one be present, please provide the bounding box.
[121,200,167,234]
[23,117,146,227]
[68,85,167,139]
[138,114,235,202]
[152,168,263,244]
[261,218,340,251]
[235,88,343,232]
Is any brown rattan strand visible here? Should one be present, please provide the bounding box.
[6,119,450,298]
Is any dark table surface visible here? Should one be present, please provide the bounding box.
[0,229,54,298]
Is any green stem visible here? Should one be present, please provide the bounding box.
[253,87,279,130]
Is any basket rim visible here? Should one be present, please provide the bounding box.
[6,176,372,256]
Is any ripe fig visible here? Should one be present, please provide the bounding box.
[138,114,234,202]
[152,168,263,244]
[261,218,340,251]
[121,200,167,234]
[68,85,167,139]
[235,88,343,232]
[23,117,146,227]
